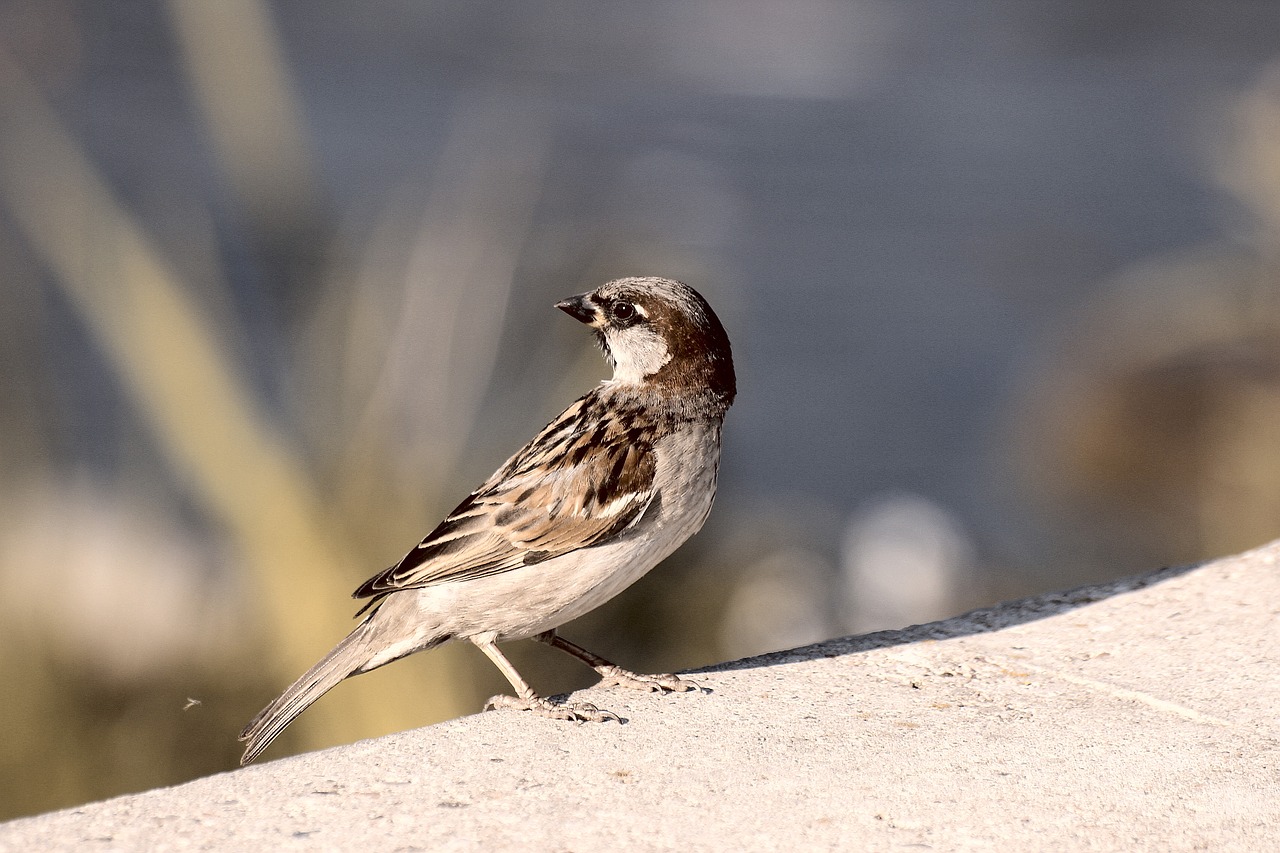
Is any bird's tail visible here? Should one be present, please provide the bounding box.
[238,621,376,765]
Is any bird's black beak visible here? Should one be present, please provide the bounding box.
[555,293,600,325]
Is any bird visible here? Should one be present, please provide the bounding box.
[238,276,736,764]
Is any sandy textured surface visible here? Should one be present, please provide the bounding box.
[3,542,1277,851]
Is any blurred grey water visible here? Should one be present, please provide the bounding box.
[32,1,1274,552]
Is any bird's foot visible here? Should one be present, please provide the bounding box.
[595,665,700,694]
[484,693,620,723]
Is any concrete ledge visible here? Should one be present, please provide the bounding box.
[3,542,1278,850]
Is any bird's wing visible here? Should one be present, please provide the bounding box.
[353,393,658,602]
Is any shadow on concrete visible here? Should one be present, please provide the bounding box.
[694,560,1205,674]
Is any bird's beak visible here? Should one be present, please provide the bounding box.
[555,293,601,326]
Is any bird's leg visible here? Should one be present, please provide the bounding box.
[472,636,619,722]
[534,630,699,693]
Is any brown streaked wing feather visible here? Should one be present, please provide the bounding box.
[353,391,658,601]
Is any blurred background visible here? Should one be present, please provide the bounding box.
[2,0,1279,820]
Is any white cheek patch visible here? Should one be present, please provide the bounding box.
[605,325,671,383]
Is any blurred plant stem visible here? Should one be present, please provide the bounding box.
[0,46,468,754]
[329,92,553,517]
[167,0,321,231]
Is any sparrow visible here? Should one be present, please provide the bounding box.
[239,276,735,764]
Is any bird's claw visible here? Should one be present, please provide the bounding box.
[596,665,700,693]
[484,694,620,723]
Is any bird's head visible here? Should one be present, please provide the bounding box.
[557,277,735,411]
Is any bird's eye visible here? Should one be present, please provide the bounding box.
[610,301,637,322]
